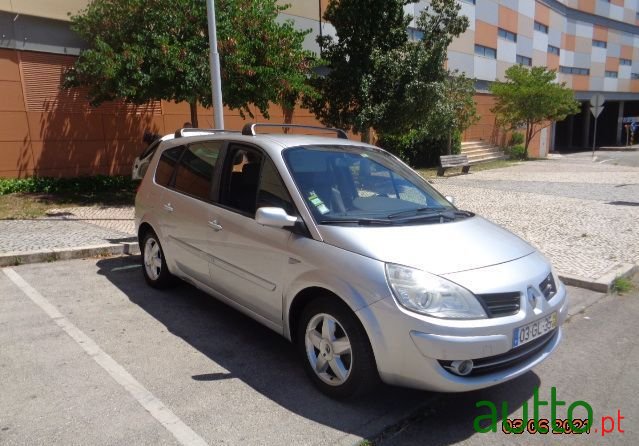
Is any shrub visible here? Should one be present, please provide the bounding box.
[0,175,136,196]
[509,132,524,146]
[378,130,461,168]
[508,144,528,160]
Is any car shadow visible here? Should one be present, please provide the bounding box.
[96,255,537,443]
[376,372,542,445]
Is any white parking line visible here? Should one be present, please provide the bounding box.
[2,267,209,446]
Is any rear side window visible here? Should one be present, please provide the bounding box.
[155,146,184,187]
[173,141,223,201]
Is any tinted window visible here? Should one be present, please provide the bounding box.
[173,141,222,201]
[257,157,295,215]
[155,146,184,187]
[221,145,263,215]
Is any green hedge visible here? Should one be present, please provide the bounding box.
[508,144,528,160]
[0,175,136,196]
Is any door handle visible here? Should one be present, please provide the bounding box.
[208,220,223,231]
[163,203,174,212]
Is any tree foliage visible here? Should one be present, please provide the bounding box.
[304,0,416,137]
[360,0,470,135]
[491,65,580,151]
[63,0,314,126]
[306,0,474,163]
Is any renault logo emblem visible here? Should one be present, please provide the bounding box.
[527,286,537,307]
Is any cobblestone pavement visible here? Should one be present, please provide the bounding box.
[430,152,639,280]
[45,206,136,235]
[0,206,135,254]
[0,219,134,253]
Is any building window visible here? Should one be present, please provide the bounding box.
[498,28,517,42]
[620,59,632,66]
[516,55,532,66]
[534,22,549,33]
[474,44,497,59]
[460,0,476,4]
[548,45,560,56]
[592,40,607,48]
[605,71,618,78]
[632,73,639,79]
[407,27,424,41]
[559,66,590,75]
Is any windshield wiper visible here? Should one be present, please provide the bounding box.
[392,209,475,223]
[320,218,394,226]
[388,207,443,219]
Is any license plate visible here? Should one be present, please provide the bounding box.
[513,313,557,347]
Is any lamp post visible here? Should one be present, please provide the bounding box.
[205,0,224,129]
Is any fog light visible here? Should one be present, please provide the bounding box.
[449,359,474,376]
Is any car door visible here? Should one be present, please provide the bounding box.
[157,140,224,287]
[206,144,295,325]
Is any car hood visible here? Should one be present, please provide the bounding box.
[317,216,536,275]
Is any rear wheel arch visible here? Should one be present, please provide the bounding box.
[138,222,154,244]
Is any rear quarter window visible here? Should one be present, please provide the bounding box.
[155,146,184,187]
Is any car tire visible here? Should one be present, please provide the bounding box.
[141,230,175,289]
[297,297,379,399]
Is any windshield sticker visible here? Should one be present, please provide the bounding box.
[308,191,330,214]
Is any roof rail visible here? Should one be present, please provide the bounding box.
[241,123,348,139]
[174,128,238,138]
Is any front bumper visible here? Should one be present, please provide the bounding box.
[357,252,568,392]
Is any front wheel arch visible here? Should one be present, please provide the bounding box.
[289,287,380,399]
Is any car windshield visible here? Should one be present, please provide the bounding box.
[283,145,457,225]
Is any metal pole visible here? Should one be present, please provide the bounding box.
[592,115,598,157]
[206,0,224,129]
[318,0,323,45]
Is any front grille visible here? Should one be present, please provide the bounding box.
[439,329,558,377]
[476,292,521,317]
[539,273,557,300]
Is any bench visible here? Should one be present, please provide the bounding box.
[437,155,471,176]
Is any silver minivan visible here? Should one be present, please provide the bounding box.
[134,124,567,399]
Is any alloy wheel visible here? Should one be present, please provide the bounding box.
[304,313,353,386]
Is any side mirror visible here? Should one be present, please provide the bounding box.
[255,207,298,228]
[445,196,455,205]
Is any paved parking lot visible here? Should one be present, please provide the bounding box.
[0,256,427,446]
[1,257,637,445]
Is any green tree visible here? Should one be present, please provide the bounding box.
[360,0,470,135]
[63,0,314,127]
[490,65,580,152]
[304,0,416,141]
[426,73,479,154]
[356,0,473,165]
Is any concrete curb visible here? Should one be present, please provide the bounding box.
[597,146,638,152]
[559,263,639,293]
[0,242,140,267]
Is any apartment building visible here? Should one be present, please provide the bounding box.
[0,1,638,177]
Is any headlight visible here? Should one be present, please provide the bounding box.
[385,263,487,319]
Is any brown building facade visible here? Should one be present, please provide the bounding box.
[0,48,322,178]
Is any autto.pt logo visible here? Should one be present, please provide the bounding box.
[473,387,625,436]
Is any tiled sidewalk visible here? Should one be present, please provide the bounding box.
[431,154,639,281]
